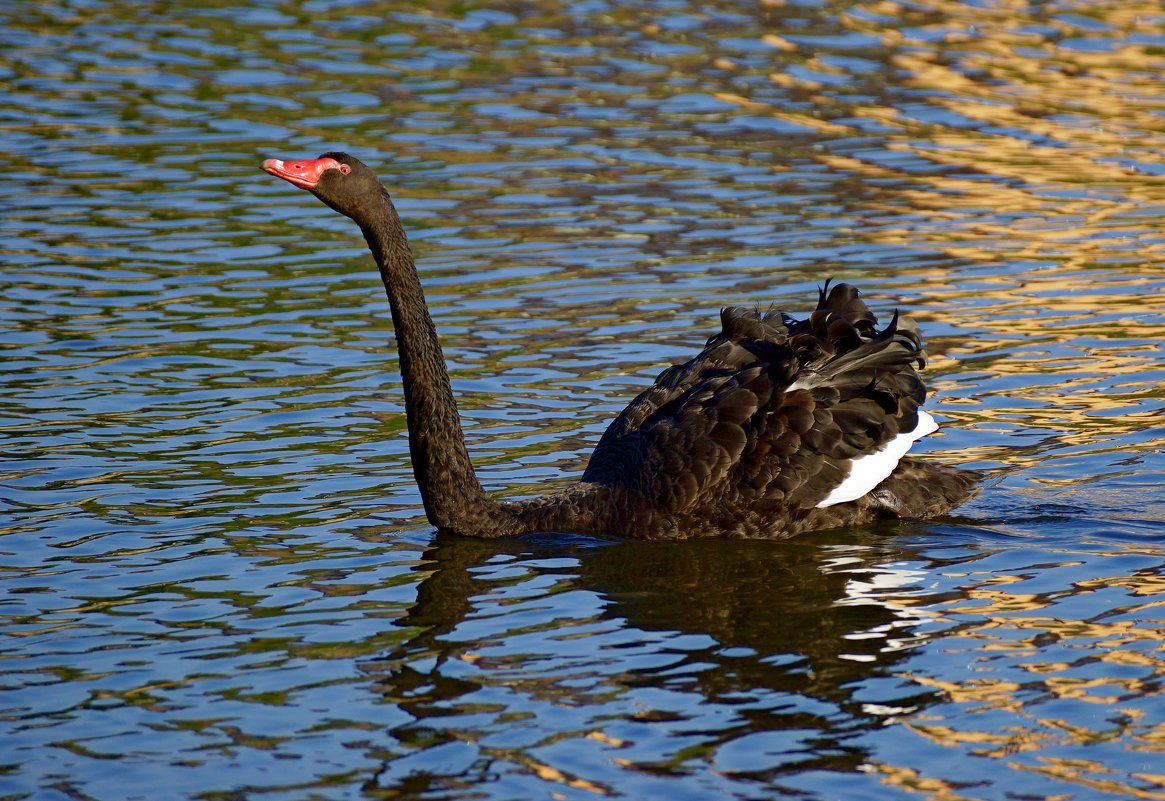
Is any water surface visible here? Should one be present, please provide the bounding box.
[3,1,1165,799]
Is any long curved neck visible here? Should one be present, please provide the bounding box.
[357,192,514,536]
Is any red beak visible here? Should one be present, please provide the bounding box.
[262,156,343,189]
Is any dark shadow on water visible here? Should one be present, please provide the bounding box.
[358,525,966,797]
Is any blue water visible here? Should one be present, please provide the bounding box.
[3,1,1164,799]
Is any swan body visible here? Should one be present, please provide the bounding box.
[262,152,980,539]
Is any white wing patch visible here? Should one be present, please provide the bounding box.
[815,410,939,508]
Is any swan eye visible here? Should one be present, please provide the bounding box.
[338,164,351,175]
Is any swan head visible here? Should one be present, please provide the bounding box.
[262,152,387,221]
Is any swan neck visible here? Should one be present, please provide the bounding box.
[358,198,511,534]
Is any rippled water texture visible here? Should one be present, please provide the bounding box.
[3,1,1165,799]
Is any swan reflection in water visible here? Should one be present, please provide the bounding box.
[359,528,954,795]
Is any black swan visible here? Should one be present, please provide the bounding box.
[262,152,980,539]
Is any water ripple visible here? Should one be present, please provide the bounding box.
[2,0,1164,799]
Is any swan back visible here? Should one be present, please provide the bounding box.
[582,283,947,532]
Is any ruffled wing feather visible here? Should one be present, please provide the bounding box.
[582,282,935,514]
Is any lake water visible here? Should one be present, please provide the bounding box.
[3,1,1165,799]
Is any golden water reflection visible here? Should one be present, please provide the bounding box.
[869,552,1165,798]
